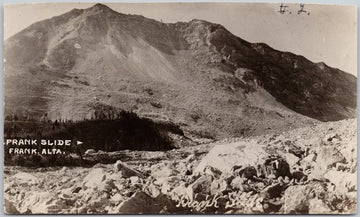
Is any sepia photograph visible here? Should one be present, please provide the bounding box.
[3,2,357,214]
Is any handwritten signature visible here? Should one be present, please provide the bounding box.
[175,193,220,211]
[175,192,254,211]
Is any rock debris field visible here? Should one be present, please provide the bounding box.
[4,119,357,214]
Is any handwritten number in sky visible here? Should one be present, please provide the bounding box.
[298,4,310,15]
[278,3,310,15]
[278,3,288,14]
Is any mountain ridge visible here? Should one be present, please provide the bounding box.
[4,3,356,139]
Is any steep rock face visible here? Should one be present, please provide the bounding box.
[175,19,356,121]
[4,4,356,139]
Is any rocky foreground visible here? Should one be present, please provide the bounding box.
[4,119,357,214]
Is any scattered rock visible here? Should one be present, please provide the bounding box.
[323,170,356,193]
[110,193,124,203]
[202,165,222,178]
[3,119,356,214]
[258,157,291,179]
[309,146,346,180]
[72,186,82,193]
[150,101,162,108]
[190,175,213,195]
[74,43,81,49]
[283,141,304,158]
[317,146,346,168]
[323,133,341,143]
[335,162,348,171]
[283,182,329,214]
[262,183,287,199]
[82,168,106,189]
[210,178,228,195]
[84,149,96,155]
[4,199,20,214]
[299,152,317,169]
[263,199,282,213]
[59,192,76,206]
[157,176,181,194]
[87,192,110,213]
[234,166,257,179]
[144,183,161,198]
[117,191,179,214]
[19,192,66,214]
[292,171,307,182]
[308,198,332,214]
[279,152,299,168]
[12,172,39,185]
[185,154,196,163]
[151,162,178,179]
[129,176,140,184]
[230,176,245,190]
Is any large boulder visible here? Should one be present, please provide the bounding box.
[114,160,144,178]
[323,133,341,143]
[169,183,190,201]
[151,162,179,180]
[230,176,246,190]
[197,165,223,179]
[195,140,268,173]
[278,152,300,169]
[257,156,291,179]
[309,146,346,180]
[282,182,329,214]
[323,170,356,194]
[210,178,228,195]
[158,176,182,194]
[84,149,96,155]
[283,140,304,158]
[144,182,161,198]
[337,136,357,172]
[82,168,107,189]
[116,191,185,214]
[18,192,66,214]
[232,165,257,179]
[299,152,317,170]
[12,172,39,185]
[316,146,346,168]
[262,183,287,199]
[308,198,332,214]
[190,175,213,195]
[4,199,20,214]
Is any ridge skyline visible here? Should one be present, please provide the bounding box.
[4,2,357,76]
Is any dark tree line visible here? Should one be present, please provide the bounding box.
[4,109,184,167]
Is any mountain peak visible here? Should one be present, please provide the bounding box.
[3,4,357,128]
[92,3,110,9]
[87,3,114,13]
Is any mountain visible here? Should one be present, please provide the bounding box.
[3,3,356,139]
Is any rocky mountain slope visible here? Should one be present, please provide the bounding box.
[4,4,356,139]
[4,119,357,214]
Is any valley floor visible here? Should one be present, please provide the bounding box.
[4,119,357,214]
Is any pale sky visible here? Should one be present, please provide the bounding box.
[4,2,357,76]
